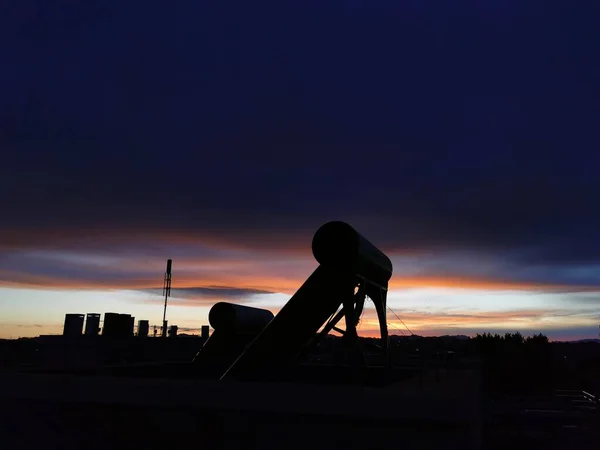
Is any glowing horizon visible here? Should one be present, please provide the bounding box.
[1,283,598,341]
[2,228,600,342]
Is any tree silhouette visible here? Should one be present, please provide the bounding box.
[525,333,549,346]
[504,331,524,345]
[474,331,548,357]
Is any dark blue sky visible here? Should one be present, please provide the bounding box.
[1,1,600,292]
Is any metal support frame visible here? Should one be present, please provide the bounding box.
[315,278,390,369]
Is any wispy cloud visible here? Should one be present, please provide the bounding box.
[360,307,599,336]
[144,286,277,298]
[139,286,278,306]
[3,247,600,296]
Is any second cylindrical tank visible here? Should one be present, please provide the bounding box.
[208,302,274,333]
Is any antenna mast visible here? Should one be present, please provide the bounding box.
[162,259,172,337]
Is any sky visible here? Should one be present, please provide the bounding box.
[1,1,600,340]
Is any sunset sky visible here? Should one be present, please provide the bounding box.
[1,2,599,340]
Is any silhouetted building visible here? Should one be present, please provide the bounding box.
[168,325,178,338]
[103,313,134,339]
[128,315,135,336]
[137,320,149,338]
[84,313,101,336]
[63,314,84,337]
[201,325,210,340]
[102,313,120,337]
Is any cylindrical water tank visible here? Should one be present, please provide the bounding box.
[311,221,393,285]
[208,303,274,333]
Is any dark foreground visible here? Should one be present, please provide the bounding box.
[1,368,598,450]
[1,334,599,449]
[0,369,480,450]
[1,369,599,450]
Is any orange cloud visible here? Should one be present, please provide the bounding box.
[388,276,600,292]
[2,226,600,299]
[356,307,599,337]
[0,226,313,255]
[3,264,599,297]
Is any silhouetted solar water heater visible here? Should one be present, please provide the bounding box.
[193,302,274,376]
[220,221,393,381]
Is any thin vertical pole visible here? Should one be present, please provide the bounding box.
[162,259,172,337]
